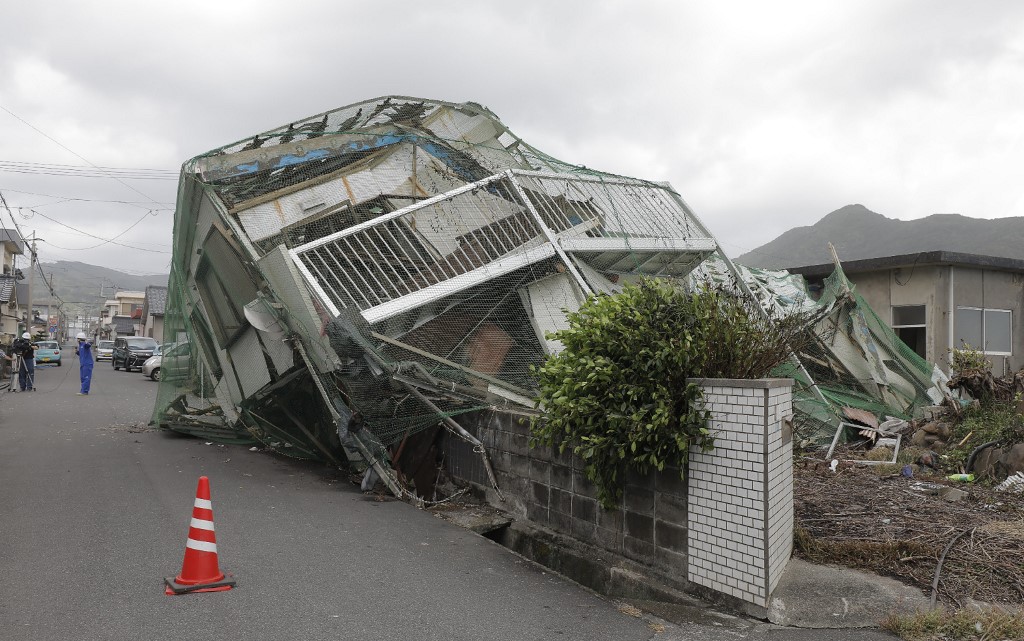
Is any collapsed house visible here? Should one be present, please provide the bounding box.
[153,96,723,498]
[693,255,949,447]
[153,95,948,498]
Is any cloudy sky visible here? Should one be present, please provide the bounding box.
[1,1,1022,276]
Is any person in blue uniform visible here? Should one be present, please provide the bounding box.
[75,332,93,395]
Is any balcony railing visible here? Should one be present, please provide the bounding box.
[290,169,714,323]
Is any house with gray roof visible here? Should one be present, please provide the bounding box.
[143,285,168,341]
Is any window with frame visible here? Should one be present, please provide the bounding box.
[955,307,1012,355]
[892,304,927,359]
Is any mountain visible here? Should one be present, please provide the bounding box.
[34,260,169,316]
[735,205,1024,270]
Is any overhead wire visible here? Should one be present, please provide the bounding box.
[0,187,174,207]
[20,207,170,253]
[0,160,177,180]
[0,104,172,207]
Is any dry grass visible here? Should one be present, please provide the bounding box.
[794,459,1024,608]
[881,608,1024,641]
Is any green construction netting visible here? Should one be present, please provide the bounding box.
[151,96,942,499]
[149,96,718,498]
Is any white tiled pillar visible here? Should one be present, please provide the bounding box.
[685,378,794,609]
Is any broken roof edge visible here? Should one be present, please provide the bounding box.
[784,250,1024,279]
[184,95,674,189]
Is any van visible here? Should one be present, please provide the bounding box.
[112,336,159,372]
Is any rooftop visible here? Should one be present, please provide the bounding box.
[784,251,1024,279]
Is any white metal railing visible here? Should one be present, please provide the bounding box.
[289,169,710,319]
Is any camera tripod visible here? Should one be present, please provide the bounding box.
[7,353,36,392]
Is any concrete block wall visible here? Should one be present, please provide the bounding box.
[444,379,794,608]
[686,378,794,608]
[445,409,691,586]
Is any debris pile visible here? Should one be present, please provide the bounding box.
[794,461,1024,608]
[694,255,949,448]
[948,367,1024,406]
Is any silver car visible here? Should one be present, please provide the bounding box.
[95,340,114,361]
[142,343,190,381]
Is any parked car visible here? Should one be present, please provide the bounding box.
[112,336,159,372]
[142,342,191,382]
[95,340,114,361]
[34,340,62,366]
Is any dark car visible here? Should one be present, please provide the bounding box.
[112,336,159,372]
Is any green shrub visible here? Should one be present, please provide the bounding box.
[949,342,990,372]
[530,278,812,509]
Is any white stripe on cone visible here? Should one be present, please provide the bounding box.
[190,517,215,531]
[186,538,218,553]
[194,498,213,509]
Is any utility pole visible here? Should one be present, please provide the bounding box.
[26,232,38,336]
[46,272,56,340]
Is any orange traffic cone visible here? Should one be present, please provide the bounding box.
[165,476,236,595]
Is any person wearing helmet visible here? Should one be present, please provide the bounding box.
[13,331,37,392]
[75,332,94,395]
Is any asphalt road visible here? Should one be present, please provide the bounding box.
[0,355,899,641]
[0,355,667,641]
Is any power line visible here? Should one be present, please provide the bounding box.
[0,160,177,180]
[21,207,170,254]
[0,187,175,207]
[0,104,169,206]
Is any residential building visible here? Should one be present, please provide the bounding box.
[98,298,119,337]
[112,290,146,317]
[787,252,1024,375]
[0,229,25,339]
[114,291,145,336]
[14,284,52,337]
[142,285,167,342]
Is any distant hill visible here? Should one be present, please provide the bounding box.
[34,260,168,315]
[735,205,1024,269]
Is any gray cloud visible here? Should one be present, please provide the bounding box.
[1,0,1022,274]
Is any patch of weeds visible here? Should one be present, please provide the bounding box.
[945,400,1024,468]
[865,447,894,461]
[881,607,1024,641]
[794,526,934,571]
[898,446,929,466]
[866,463,902,476]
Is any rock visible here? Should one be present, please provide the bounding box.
[971,446,1000,476]
[972,443,1024,479]
[939,487,968,502]
[920,422,940,435]
[910,430,928,447]
[1007,443,1024,474]
[917,451,940,468]
[931,442,946,454]
[937,423,952,440]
